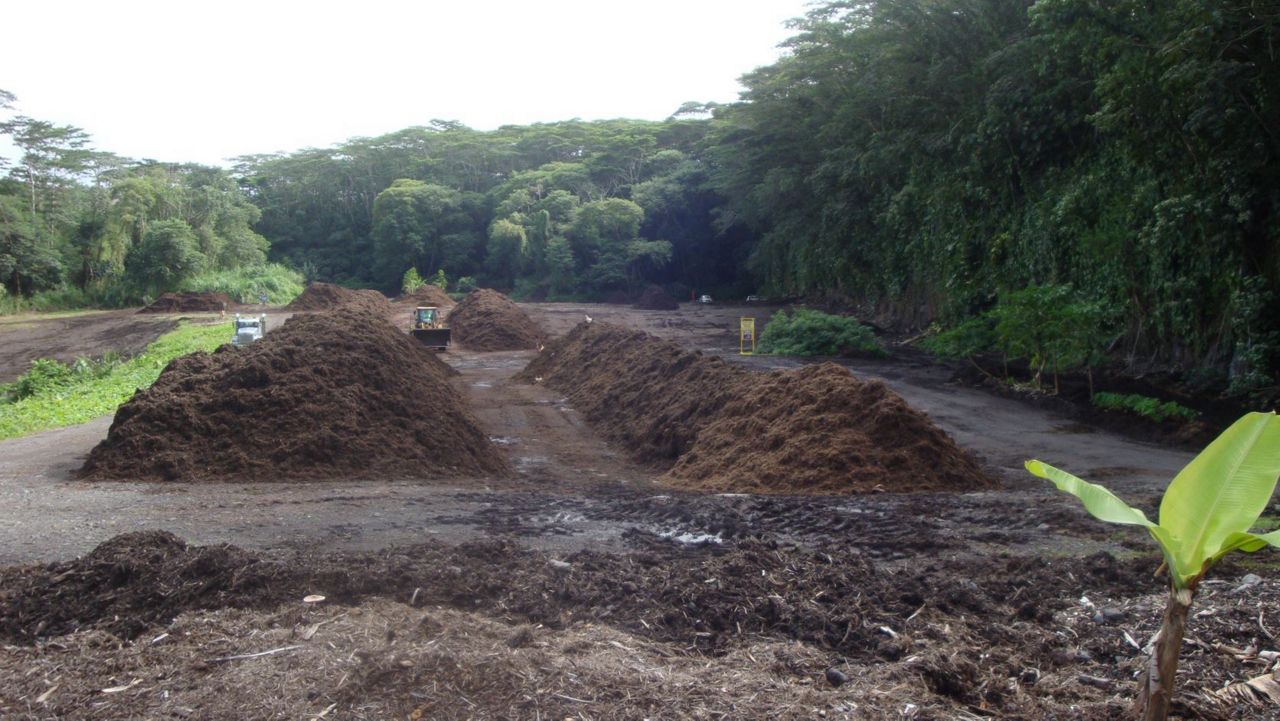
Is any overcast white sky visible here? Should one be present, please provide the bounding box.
[2,0,810,166]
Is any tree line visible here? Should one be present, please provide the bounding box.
[0,90,277,307]
[3,0,1278,394]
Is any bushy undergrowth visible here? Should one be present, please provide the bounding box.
[1092,392,1198,423]
[178,263,303,304]
[757,308,883,357]
[0,322,231,439]
[920,317,997,359]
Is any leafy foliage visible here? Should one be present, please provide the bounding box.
[401,267,424,295]
[1029,412,1280,589]
[920,317,997,360]
[1091,393,1198,424]
[990,286,1112,388]
[757,309,883,357]
[178,263,303,305]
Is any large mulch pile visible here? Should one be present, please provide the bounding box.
[138,291,235,314]
[79,306,507,482]
[449,289,545,351]
[633,284,679,310]
[517,323,743,463]
[666,364,991,493]
[400,284,455,307]
[284,282,391,316]
[517,322,990,493]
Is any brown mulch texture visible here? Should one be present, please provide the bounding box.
[517,322,991,494]
[1,530,1273,718]
[399,284,455,307]
[666,363,992,493]
[284,282,391,316]
[137,292,235,314]
[449,288,545,351]
[633,284,680,310]
[78,306,508,482]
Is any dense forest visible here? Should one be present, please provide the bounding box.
[2,0,1278,397]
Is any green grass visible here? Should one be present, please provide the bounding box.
[1091,392,1198,423]
[757,308,884,357]
[0,321,232,440]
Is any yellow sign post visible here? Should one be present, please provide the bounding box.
[740,317,756,355]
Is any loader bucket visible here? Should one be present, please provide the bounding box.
[412,328,451,350]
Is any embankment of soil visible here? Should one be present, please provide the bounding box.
[518,322,991,494]
[633,285,679,311]
[138,292,235,314]
[285,282,391,316]
[449,289,545,351]
[79,306,507,482]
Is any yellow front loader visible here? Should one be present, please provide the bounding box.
[411,306,451,350]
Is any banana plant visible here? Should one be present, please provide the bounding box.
[1027,411,1280,721]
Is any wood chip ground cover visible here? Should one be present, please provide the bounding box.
[1,530,1277,719]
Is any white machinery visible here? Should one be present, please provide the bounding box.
[232,314,267,345]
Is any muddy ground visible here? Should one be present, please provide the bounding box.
[2,300,1276,719]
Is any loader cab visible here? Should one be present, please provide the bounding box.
[414,306,439,328]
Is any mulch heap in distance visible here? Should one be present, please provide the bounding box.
[79,305,508,482]
[633,284,680,311]
[449,288,546,351]
[399,284,456,307]
[284,282,391,316]
[518,322,992,494]
[138,291,235,314]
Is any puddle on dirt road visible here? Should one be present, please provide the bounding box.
[657,529,724,544]
[488,436,519,446]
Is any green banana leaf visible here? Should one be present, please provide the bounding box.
[1159,412,1280,583]
[1027,411,1280,588]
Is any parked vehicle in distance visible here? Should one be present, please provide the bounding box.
[698,294,714,304]
[232,314,266,345]
[745,294,761,302]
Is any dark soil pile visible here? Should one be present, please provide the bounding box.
[0,531,285,642]
[138,291,235,314]
[450,289,545,351]
[400,284,455,307]
[517,323,745,463]
[666,363,992,493]
[633,284,679,310]
[79,306,507,482]
[518,322,990,493]
[285,282,391,316]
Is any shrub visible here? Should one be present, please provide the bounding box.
[456,276,478,293]
[757,308,884,357]
[401,267,425,295]
[990,285,1113,392]
[1092,392,1198,423]
[920,317,997,359]
[9,359,75,401]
